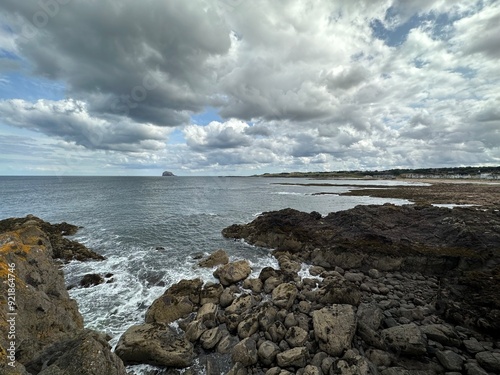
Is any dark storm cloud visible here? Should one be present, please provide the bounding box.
[1,0,231,125]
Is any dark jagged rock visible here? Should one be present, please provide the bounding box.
[80,273,105,288]
[162,171,175,176]
[222,204,500,335]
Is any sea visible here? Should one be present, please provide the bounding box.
[0,176,415,373]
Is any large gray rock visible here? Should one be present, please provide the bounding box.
[232,338,258,366]
[200,327,223,350]
[237,313,260,339]
[272,283,298,309]
[198,249,229,268]
[475,351,500,372]
[312,305,357,356]
[465,361,489,375]
[26,330,126,375]
[436,350,464,371]
[420,324,461,347]
[381,323,427,356]
[276,347,308,368]
[225,294,254,315]
[214,260,252,286]
[463,338,485,354]
[285,326,309,347]
[357,303,384,330]
[145,278,202,324]
[258,340,281,366]
[115,323,194,368]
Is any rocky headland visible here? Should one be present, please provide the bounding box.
[2,203,500,375]
[0,215,125,375]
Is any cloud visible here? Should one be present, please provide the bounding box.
[0,99,170,151]
[1,0,232,125]
[184,119,252,151]
[0,0,499,175]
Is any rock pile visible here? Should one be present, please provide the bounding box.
[222,204,500,335]
[115,249,500,374]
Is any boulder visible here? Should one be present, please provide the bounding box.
[214,260,252,286]
[237,313,260,339]
[197,302,218,322]
[232,338,258,366]
[258,340,281,366]
[0,215,103,261]
[285,326,309,348]
[316,283,362,306]
[464,361,490,375]
[200,327,223,350]
[463,338,485,354]
[436,350,464,371]
[312,305,357,357]
[357,303,384,330]
[242,278,263,293]
[198,249,229,268]
[381,323,427,356]
[79,273,104,288]
[475,351,500,373]
[225,294,254,315]
[185,320,207,342]
[276,347,308,368]
[420,324,461,347]
[115,323,194,368]
[26,330,126,375]
[200,283,224,305]
[271,283,298,309]
[145,278,202,324]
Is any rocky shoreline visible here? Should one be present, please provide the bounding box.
[2,205,500,375]
[0,215,125,375]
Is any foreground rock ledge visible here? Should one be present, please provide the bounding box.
[0,216,124,375]
[222,204,500,335]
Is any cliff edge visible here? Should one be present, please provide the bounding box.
[0,215,126,375]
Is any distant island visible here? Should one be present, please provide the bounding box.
[255,165,500,180]
[162,171,175,176]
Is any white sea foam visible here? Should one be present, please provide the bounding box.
[298,263,323,281]
[272,191,304,195]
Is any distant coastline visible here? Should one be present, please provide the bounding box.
[255,165,500,180]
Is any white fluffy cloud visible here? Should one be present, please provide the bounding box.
[0,0,498,174]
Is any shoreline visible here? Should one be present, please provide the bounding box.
[2,205,500,375]
[272,178,500,207]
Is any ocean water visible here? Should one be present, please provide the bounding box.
[0,176,414,373]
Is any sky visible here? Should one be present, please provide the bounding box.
[0,0,499,176]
